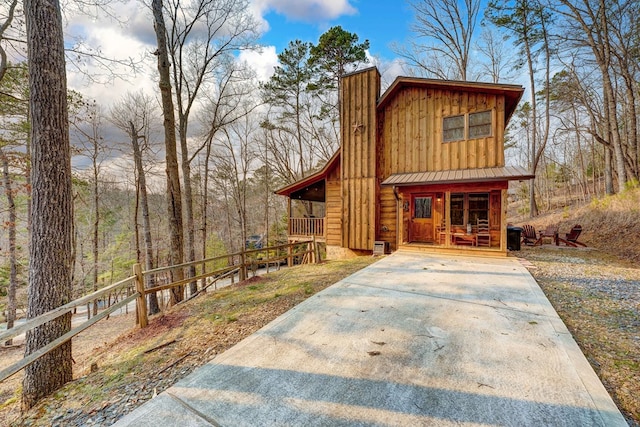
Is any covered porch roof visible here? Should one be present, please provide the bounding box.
[381,166,534,187]
[274,150,340,202]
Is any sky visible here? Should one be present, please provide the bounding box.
[253,0,414,70]
[65,0,415,106]
[55,0,525,175]
[58,0,418,174]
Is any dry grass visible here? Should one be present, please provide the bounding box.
[514,187,640,262]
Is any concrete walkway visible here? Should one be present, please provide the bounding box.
[114,252,627,427]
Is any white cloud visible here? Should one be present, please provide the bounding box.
[238,46,279,82]
[365,51,406,90]
[65,1,157,108]
[252,0,356,22]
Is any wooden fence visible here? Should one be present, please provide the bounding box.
[0,240,318,383]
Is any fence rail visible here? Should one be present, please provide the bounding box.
[0,240,318,383]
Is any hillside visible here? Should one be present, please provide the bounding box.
[1,189,639,426]
[0,257,379,426]
[511,187,640,263]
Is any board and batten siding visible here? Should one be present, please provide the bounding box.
[379,87,507,179]
[340,67,380,251]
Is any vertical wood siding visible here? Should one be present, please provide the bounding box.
[378,87,506,179]
[341,68,380,250]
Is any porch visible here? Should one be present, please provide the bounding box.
[288,217,326,242]
[382,166,535,256]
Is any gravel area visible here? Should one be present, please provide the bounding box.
[517,245,640,426]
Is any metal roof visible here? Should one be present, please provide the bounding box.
[381,166,534,186]
[274,150,340,197]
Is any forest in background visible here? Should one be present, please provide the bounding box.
[0,0,639,409]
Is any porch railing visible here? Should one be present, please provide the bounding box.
[289,217,325,237]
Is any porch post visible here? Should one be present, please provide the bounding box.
[444,191,451,247]
[287,197,292,236]
[500,189,507,252]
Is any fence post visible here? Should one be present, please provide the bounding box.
[287,242,293,267]
[239,250,247,282]
[312,236,319,264]
[201,261,207,291]
[134,263,148,328]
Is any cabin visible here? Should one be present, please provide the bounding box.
[276,67,534,258]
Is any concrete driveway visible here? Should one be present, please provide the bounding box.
[114,252,627,426]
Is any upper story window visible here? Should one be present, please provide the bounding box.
[443,115,465,142]
[443,110,493,142]
[469,111,492,138]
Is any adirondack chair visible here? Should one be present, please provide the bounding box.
[521,224,541,246]
[557,224,587,247]
[539,224,559,245]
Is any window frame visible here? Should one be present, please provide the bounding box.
[413,196,433,219]
[443,114,465,143]
[449,192,490,226]
[442,109,493,143]
[468,110,492,139]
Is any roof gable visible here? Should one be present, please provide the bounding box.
[378,77,524,124]
[274,150,340,197]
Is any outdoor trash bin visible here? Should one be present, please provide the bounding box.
[507,226,522,251]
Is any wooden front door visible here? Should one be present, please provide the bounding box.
[410,194,434,242]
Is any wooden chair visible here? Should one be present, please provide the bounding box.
[436,218,447,245]
[521,224,541,246]
[476,218,491,247]
[557,224,587,247]
[539,224,558,245]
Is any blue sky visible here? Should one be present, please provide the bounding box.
[64,0,418,104]
[257,1,414,62]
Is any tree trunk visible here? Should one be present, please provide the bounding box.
[92,143,99,317]
[201,141,212,260]
[622,74,638,181]
[179,122,198,296]
[130,121,159,314]
[524,20,539,218]
[152,0,184,303]
[22,0,73,410]
[1,149,17,346]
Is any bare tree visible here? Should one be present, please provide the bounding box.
[475,28,515,83]
[210,111,258,252]
[151,0,184,304]
[396,0,481,80]
[0,61,29,343]
[163,0,259,295]
[1,147,17,346]
[70,99,110,316]
[0,0,19,82]
[110,91,161,314]
[552,0,631,193]
[196,59,258,259]
[22,0,74,409]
